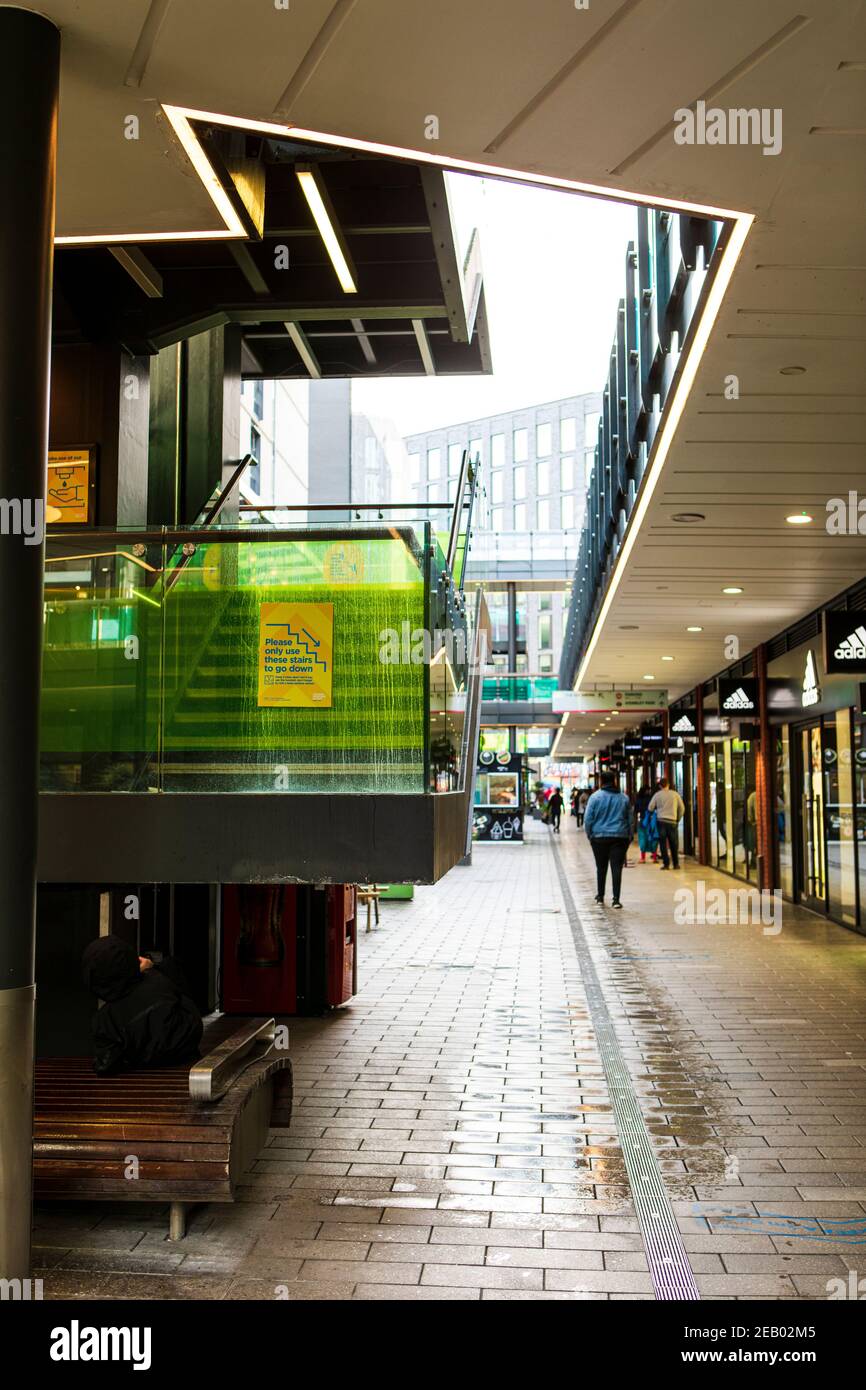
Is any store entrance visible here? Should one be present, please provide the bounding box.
[797,723,826,912]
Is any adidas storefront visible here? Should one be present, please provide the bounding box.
[767,607,866,935]
[689,678,759,886]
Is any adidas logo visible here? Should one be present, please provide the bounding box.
[722,687,754,710]
[833,624,866,661]
[672,715,695,734]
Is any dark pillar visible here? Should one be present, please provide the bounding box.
[696,687,710,866]
[755,644,775,892]
[0,7,59,1278]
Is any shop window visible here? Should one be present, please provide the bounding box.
[776,727,794,900]
[826,709,857,927]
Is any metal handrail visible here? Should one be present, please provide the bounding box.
[188,1016,277,1102]
[164,454,253,592]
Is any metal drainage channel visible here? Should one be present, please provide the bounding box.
[551,841,700,1301]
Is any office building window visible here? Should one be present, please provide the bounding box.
[537,460,550,495]
[513,427,528,462]
[537,498,551,530]
[469,436,483,462]
[249,425,261,493]
[584,411,601,446]
[491,507,504,531]
[585,452,595,486]
[538,653,554,674]
[536,421,552,457]
[514,503,527,530]
[448,443,463,476]
[448,477,458,501]
[491,433,505,467]
[560,417,576,451]
[408,452,420,484]
[492,471,504,504]
[252,380,264,421]
[427,447,441,479]
[539,614,552,648]
[560,456,574,491]
[538,593,552,612]
[429,481,445,502]
[562,494,575,528]
[513,466,526,501]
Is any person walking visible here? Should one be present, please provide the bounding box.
[648,777,685,869]
[634,783,659,863]
[583,772,633,908]
[577,787,589,828]
[570,788,579,823]
[548,786,564,834]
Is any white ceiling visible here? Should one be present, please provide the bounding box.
[36,0,866,739]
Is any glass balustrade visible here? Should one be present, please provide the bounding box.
[40,520,474,797]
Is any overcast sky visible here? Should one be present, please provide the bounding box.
[353,173,637,438]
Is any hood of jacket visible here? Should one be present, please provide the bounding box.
[82,936,141,1002]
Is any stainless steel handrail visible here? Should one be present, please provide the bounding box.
[188,1016,277,1102]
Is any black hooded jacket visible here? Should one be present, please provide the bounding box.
[82,937,203,1076]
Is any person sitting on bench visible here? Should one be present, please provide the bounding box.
[81,937,203,1076]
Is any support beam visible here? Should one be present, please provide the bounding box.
[285,321,322,379]
[412,319,436,375]
[108,245,163,298]
[229,242,270,296]
[0,6,59,1281]
[351,318,377,365]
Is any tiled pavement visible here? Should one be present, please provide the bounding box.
[34,823,866,1300]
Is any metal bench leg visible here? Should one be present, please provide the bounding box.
[169,1202,188,1241]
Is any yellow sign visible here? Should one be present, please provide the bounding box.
[47,449,91,524]
[258,602,333,708]
[323,541,364,584]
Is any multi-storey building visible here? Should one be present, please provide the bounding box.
[239,378,309,512]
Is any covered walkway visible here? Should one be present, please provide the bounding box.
[34,826,866,1301]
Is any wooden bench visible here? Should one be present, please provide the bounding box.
[33,1015,293,1239]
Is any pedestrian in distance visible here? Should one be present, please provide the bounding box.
[577,787,589,828]
[548,786,564,834]
[634,783,659,863]
[583,771,633,909]
[648,777,685,869]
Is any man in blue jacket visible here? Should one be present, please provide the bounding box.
[583,772,634,908]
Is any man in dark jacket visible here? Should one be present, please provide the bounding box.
[548,787,564,834]
[82,937,203,1076]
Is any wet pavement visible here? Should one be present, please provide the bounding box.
[33,822,866,1300]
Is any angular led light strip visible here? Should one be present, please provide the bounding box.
[295,164,357,293]
[56,104,750,246]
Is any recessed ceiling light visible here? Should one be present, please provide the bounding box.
[661,655,674,661]
[786,511,813,525]
[686,626,703,632]
[722,586,743,594]
[779,365,806,376]
[643,674,655,681]
[672,512,706,523]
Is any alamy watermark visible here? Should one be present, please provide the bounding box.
[674,101,782,157]
[378,622,467,666]
[0,497,44,546]
[674,883,782,935]
[827,492,866,535]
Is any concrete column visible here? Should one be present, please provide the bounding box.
[0,6,60,1279]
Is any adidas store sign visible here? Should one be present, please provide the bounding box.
[718,677,757,713]
[802,650,821,708]
[671,710,697,735]
[824,611,866,674]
